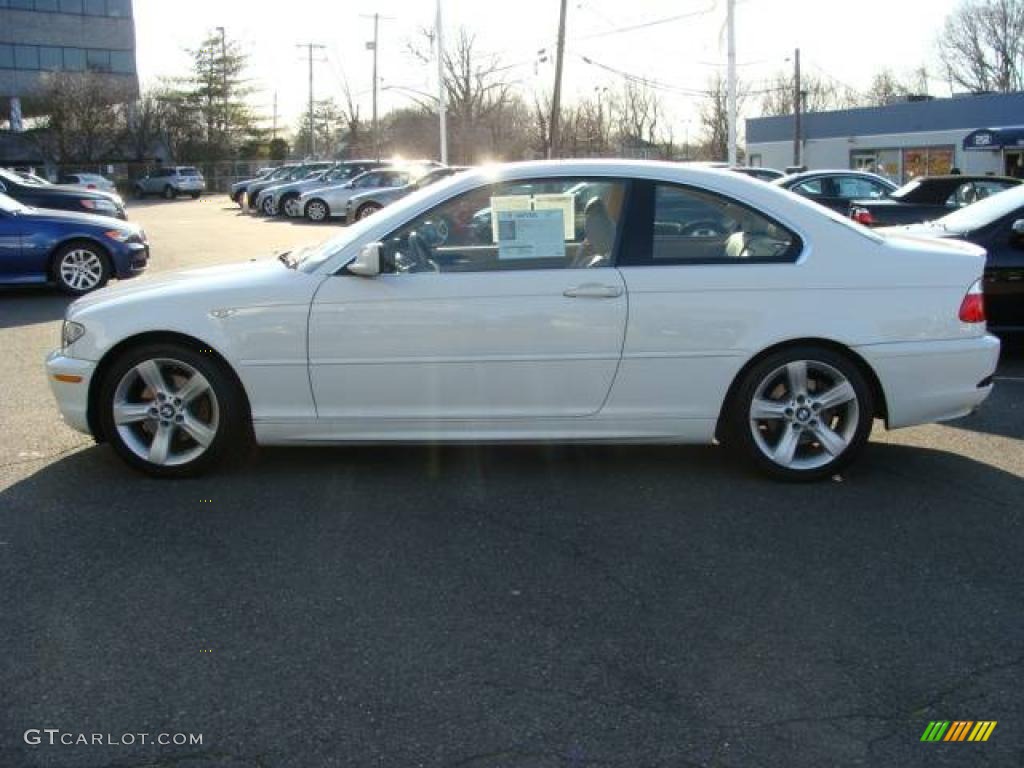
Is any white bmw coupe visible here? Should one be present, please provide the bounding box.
[47,160,999,481]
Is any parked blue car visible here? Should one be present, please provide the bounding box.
[0,192,148,295]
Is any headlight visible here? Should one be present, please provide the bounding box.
[104,229,137,242]
[62,320,86,347]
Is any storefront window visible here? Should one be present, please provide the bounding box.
[902,147,953,182]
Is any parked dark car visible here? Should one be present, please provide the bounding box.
[244,161,337,210]
[878,185,1024,333]
[773,170,897,213]
[230,167,275,205]
[849,174,1021,227]
[732,166,785,181]
[0,168,127,220]
[0,192,147,295]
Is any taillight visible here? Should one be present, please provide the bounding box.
[86,183,96,189]
[851,207,874,226]
[958,279,986,323]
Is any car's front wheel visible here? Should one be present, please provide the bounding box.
[98,343,248,477]
[356,202,382,220]
[281,193,301,217]
[53,242,110,295]
[305,199,329,222]
[260,195,276,216]
[727,346,874,481]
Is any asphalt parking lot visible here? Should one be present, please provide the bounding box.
[1,196,1022,768]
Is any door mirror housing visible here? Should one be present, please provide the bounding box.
[1011,219,1024,236]
[347,242,382,276]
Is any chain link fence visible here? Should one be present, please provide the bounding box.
[26,160,285,196]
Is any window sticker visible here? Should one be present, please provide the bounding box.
[490,195,533,242]
[496,209,566,260]
[532,193,575,239]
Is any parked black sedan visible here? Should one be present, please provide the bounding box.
[773,170,897,213]
[849,174,1020,227]
[879,184,1024,332]
[0,167,127,220]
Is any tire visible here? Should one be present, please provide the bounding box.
[190,191,201,199]
[53,241,111,295]
[97,342,249,478]
[261,195,276,216]
[356,202,382,220]
[163,185,176,200]
[280,193,299,218]
[134,185,146,199]
[305,199,329,222]
[726,345,874,482]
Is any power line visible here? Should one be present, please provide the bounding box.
[572,3,718,42]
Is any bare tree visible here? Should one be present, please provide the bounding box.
[610,80,663,149]
[862,67,930,106]
[760,71,859,116]
[698,73,748,161]
[30,72,133,163]
[408,27,518,162]
[939,0,1024,92]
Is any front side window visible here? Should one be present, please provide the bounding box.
[378,177,628,274]
[643,183,799,263]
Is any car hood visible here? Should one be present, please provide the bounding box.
[21,207,135,229]
[68,258,309,316]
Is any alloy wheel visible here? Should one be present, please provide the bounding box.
[748,359,860,471]
[58,249,105,293]
[112,358,220,467]
[307,201,327,221]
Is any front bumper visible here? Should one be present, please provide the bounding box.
[45,352,97,436]
[856,334,1001,429]
[110,242,149,278]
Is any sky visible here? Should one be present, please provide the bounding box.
[133,0,963,140]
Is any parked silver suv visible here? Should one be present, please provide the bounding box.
[134,166,206,199]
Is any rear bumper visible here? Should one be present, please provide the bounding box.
[856,334,1000,429]
[45,352,97,436]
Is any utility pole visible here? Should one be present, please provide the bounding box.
[297,42,326,158]
[436,0,448,164]
[792,47,802,168]
[726,0,737,165]
[548,0,568,159]
[361,13,382,160]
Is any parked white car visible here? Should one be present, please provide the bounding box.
[46,160,999,480]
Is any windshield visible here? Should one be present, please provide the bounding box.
[297,173,468,273]
[0,192,27,213]
[934,184,1024,233]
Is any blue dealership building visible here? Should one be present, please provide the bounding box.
[745,91,1024,183]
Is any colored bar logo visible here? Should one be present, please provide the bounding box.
[921,721,996,742]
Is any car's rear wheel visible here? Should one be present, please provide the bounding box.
[98,343,248,477]
[356,202,382,220]
[190,191,201,199]
[53,242,110,295]
[306,199,329,222]
[163,185,176,200]
[281,193,301,217]
[727,346,873,481]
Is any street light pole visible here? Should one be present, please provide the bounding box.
[436,0,448,164]
[726,0,737,165]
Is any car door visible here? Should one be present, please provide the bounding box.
[0,207,25,282]
[308,176,630,421]
[980,209,1024,328]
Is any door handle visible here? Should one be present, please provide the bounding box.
[563,283,623,298]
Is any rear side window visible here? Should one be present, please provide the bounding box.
[621,182,801,265]
[179,167,200,176]
[793,178,827,196]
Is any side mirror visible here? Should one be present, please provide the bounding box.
[347,242,382,276]
[1012,219,1024,236]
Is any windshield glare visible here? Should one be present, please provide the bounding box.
[889,179,921,199]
